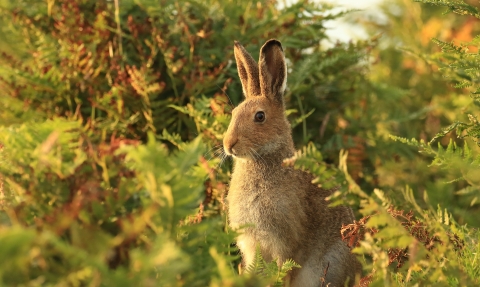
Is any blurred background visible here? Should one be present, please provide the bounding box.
[0,0,479,286]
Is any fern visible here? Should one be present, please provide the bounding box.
[283,142,342,190]
[414,0,480,19]
[244,247,300,287]
[244,246,267,276]
[273,259,301,286]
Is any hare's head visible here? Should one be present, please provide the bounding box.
[223,39,293,159]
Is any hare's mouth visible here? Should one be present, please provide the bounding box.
[224,147,253,160]
[224,141,263,160]
[228,151,248,159]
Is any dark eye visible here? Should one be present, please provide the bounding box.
[254,111,265,122]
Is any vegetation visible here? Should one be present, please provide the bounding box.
[0,0,479,286]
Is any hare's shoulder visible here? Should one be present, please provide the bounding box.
[296,169,355,232]
[295,169,337,197]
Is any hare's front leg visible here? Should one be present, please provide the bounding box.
[236,234,257,271]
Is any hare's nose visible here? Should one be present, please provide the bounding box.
[225,140,238,155]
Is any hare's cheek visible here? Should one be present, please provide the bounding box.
[261,140,281,154]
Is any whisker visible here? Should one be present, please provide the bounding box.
[249,148,258,160]
[204,144,221,158]
[219,153,227,168]
[209,151,228,181]
[204,149,225,180]
[251,147,268,167]
[248,149,254,162]
[205,145,223,162]
[215,149,227,168]
[212,148,227,163]
[213,147,225,156]
[202,143,231,182]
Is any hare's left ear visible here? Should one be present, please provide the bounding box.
[234,41,261,98]
[259,39,287,104]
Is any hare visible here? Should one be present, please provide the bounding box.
[223,39,361,287]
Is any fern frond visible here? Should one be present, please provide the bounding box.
[273,259,301,287]
[244,246,266,275]
[414,0,480,19]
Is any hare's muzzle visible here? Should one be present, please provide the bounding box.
[223,139,238,156]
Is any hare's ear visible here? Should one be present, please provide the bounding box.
[259,39,287,104]
[234,41,261,98]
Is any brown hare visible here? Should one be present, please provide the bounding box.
[223,39,361,287]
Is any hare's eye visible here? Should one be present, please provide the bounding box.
[254,111,265,123]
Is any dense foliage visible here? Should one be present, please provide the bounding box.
[0,0,479,286]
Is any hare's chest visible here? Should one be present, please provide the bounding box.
[227,183,271,227]
[227,163,307,232]
[227,178,294,230]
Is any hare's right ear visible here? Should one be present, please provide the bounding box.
[234,41,261,98]
[259,39,287,104]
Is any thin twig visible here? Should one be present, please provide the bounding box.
[216,84,234,108]
[320,262,330,287]
[114,0,123,57]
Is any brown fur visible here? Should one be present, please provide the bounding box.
[224,39,362,287]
